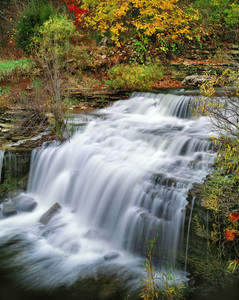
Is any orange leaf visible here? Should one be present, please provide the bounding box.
[225,229,239,241]
[229,213,239,223]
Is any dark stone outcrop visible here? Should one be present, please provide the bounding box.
[39,202,62,225]
[67,90,130,109]
[181,183,212,269]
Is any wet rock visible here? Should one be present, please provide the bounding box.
[140,212,147,219]
[12,194,37,212]
[2,201,17,216]
[181,75,211,86]
[39,202,62,225]
[0,197,6,204]
[103,252,120,261]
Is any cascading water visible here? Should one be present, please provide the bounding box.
[0,92,215,292]
[0,150,4,183]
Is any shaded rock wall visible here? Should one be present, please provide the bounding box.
[0,150,31,198]
[2,150,31,179]
[170,62,238,82]
[183,184,211,268]
[170,44,239,81]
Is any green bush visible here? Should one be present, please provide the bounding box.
[107,62,164,91]
[33,14,76,66]
[32,14,77,138]
[194,0,239,29]
[224,3,239,28]
[16,0,54,52]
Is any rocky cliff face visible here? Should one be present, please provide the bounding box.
[0,150,31,199]
[183,184,211,267]
[170,44,239,82]
[181,182,239,299]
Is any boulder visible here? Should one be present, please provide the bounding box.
[39,202,62,225]
[12,195,37,212]
[103,252,120,261]
[181,75,211,86]
[2,201,17,216]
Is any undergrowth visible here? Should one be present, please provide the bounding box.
[140,233,186,300]
[191,69,239,290]
[0,58,35,82]
[107,62,164,91]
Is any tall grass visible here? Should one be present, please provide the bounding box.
[0,58,35,81]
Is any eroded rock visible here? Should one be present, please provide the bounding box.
[39,202,62,225]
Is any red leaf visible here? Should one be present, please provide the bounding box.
[225,229,238,241]
[229,213,239,223]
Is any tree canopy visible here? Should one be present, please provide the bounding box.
[64,0,199,46]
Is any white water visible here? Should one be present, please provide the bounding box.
[185,196,195,272]
[0,150,4,183]
[0,92,215,290]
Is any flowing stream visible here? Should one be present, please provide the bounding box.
[0,150,4,183]
[0,92,215,295]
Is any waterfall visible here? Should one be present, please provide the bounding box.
[0,150,4,183]
[0,92,215,289]
[185,196,195,272]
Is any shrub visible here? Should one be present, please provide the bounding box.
[16,0,54,52]
[194,0,239,30]
[141,233,186,300]
[33,14,76,64]
[33,14,77,138]
[107,63,164,91]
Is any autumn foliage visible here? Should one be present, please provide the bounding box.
[224,213,239,243]
[196,70,239,275]
[62,0,88,25]
[229,213,239,223]
[63,0,199,47]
